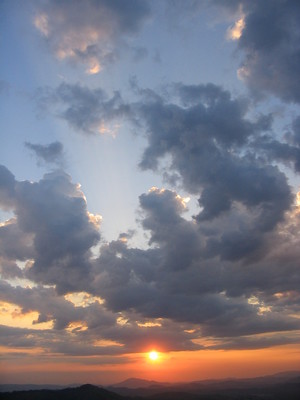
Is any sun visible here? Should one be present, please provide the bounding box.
[148,350,159,361]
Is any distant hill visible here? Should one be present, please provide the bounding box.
[107,371,300,399]
[109,370,300,390]
[1,371,299,400]
[110,378,170,389]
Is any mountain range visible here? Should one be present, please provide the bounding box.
[1,371,299,400]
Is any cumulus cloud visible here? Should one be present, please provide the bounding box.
[0,218,33,262]
[0,165,100,293]
[3,74,300,351]
[25,141,64,166]
[7,80,300,351]
[36,83,131,135]
[135,83,292,260]
[3,0,300,361]
[162,0,300,103]
[248,115,300,173]
[1,161,300,353]
[224,0,300,103]
[33,0,151,73]
[90,186,300,346]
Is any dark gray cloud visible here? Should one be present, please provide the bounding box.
[226,0,300,103]
[25,141,64,166]
[3,72,300,353]
[0,166,201,354]
[0,219,33,263]
[0,279,200,355]
[291,116,300,145]
[2,0,300,360]
[91,187,300,345]
[33,0,151,73]
[135,83,292,260]
[0,259,23,280]
[0,165,100,293]
[249,115,300,173]
[37,83,131,135]
[209,331,300,350]
[1,161,300,352]
[254,137,300,173]
[0,325,41,348]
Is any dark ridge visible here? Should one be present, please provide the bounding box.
[0,384,123,400]
[1,372,299,400]
[0,385,67,393]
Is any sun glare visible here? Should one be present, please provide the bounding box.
[149,351,159,361]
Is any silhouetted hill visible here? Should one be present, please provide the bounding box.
[1,372,299,400]
[0,384,123,400]
[0,384,68,393]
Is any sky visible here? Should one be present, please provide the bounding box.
[1,0,300,385]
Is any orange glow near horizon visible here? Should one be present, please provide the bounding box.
[1,345,299,385]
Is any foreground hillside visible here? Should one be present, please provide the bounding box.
[0,384,123,400]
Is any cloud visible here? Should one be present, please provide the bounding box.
[0,165,100,294]
[225,0,300,103]
[0,279,200,355]
[36,83,131,135]
[208,331,300,350]
[91,186,300,345]
[0,218,33,262]
[0,166,201,355]
[248,115,300,173]
[3,0,300,360]
[135,83,292,260]
[1,162,300,353]
[0,259,23,280]
[33,0,151,73]
[25,141,64,166]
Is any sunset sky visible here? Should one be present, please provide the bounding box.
[1,0,300,385]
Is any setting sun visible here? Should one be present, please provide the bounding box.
[149,351,159,361]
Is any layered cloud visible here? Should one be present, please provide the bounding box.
[33,0,151,73]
